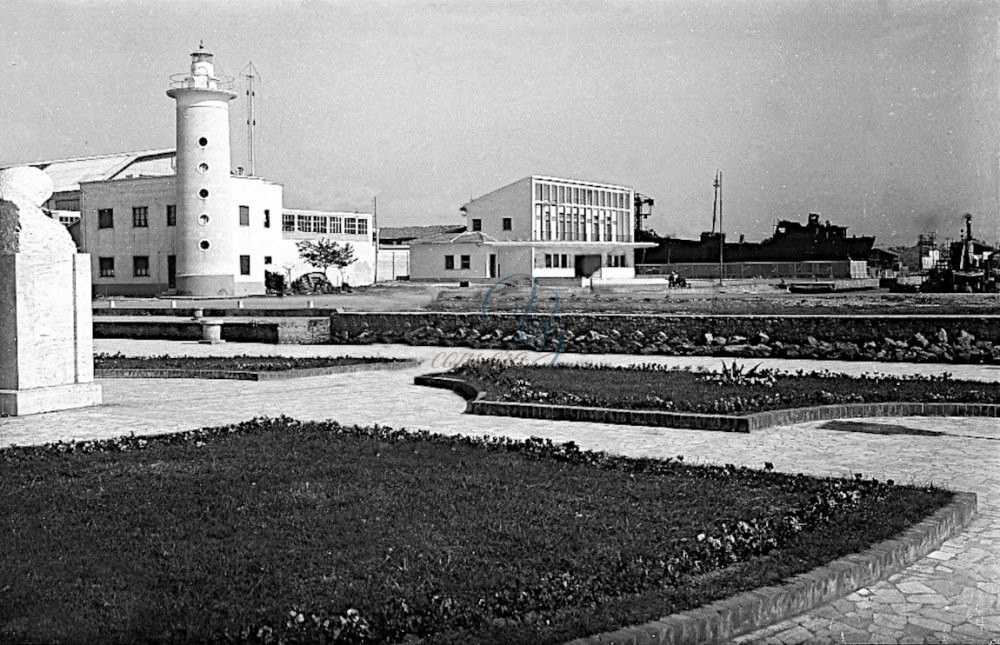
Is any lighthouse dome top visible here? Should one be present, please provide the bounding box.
[168,43,234,92]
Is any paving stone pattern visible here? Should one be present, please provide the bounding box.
[2,340,999,644]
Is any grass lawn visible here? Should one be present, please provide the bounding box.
[444,361,1000,415]
[94,353,406,372]
[0,418,950,644]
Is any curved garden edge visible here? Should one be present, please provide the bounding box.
[413,374,1000,433]
[97,359,421,381]
[568,492,977,645]
[414,374,982,644]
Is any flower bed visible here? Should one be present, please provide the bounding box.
[0,417,951,644]
[444,361,1000,415]
[94,353,405,372]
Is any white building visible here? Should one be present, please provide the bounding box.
[409,175,654,283]
[279,209,375,287]
[2,48,376,296]
[78,173,281,296]
[376,224,465,281]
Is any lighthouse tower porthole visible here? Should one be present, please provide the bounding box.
[198,137,208,147]
[199,240,211,251]
[198,214,210,225]
[199,188,209,198]
[197,162,209,173]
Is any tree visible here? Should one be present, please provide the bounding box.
[296,238,356,287]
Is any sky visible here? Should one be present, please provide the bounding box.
[3,0,998,246]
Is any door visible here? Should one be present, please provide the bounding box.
[488,254,498,279]
[167,255,176,289]
[575,254,601,277]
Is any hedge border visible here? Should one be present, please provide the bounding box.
[414,375,1000,433]
[97,359,420,381]
[567,491,977,645]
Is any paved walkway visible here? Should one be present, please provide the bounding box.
[2,340,999,643]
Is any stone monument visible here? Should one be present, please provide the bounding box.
[0,166,102,416]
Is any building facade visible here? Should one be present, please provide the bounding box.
[376,224,466,281]
[278,209,375,286]
[410,176,653,283]
[78,174,282,296]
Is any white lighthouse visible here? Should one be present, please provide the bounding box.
[166,44,239,296]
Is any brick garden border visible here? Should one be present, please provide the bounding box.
[567,492,977,645]
[414,375,1000,432]
[98,359,420,381]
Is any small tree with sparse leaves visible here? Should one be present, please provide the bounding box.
[296,238,356,288]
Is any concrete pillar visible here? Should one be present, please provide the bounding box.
[0,167,102,416]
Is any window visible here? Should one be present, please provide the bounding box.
[264,209,270,228]
[283,213,295,232]
[98,208,114,229]
[239,205,250,226]
[345,218,357,235]
[502,217,512,231]
[460,255,471,270]
[98,257,114,278]
[298,214,314,233]
[330,217,342,234]
[55,198,80,211]
[264,256,273,265]
[608,254,627,268]
[132,206,148,228]
[471,219,482,231]
[445,255,455,270]
[544,254,569,268]
[167,204,176,226]
[315,216,328,234]
[240,255,251,275]
[133,256,150,277]
[357,218,368,235]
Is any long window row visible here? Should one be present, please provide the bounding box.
[98,255,260,278]
[539,253,627,269]
[532,205,631,242]
[534,182,630,209]
[282,213,369,236]
[97,205,269,229]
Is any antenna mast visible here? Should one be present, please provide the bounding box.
[711,171,719,234]
[717,170,724,286]
[241,62,261,175]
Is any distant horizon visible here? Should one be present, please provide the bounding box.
[3,0,998,247]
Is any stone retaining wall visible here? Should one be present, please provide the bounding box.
[93,318,331,345]
[331,312,1000,365]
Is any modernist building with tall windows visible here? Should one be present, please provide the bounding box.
[409,175,654,283]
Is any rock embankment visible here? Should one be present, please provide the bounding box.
[329,313,1000,365]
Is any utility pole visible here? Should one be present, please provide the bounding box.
[716,170,724,286]
[372,195,378,284]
